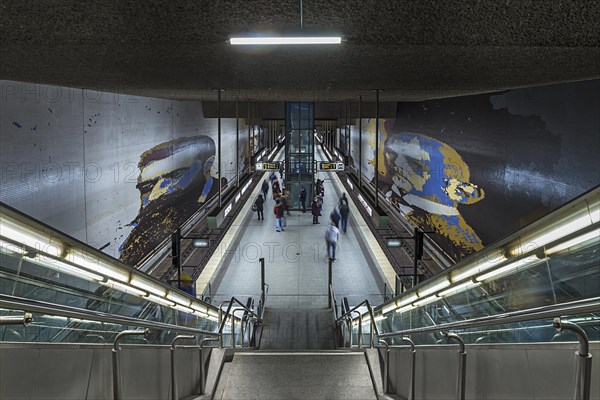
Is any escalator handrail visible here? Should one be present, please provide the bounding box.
[0,293,217,336]
[377,296,600,339]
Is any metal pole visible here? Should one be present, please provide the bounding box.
[236,97,239,187]
[328,258,333,308]
[413,227,419,287]
[217,89,222,208]
[0,313,32,326]
[260,257,265,295]
[375,89,380,208]
[171,335,195,400]
[172,229,182,289]
[112,329,148,400]
[399,337,416,400]
[348,99,351,164]
[358,95,362,188]
[378,339,389,394]
[443,332,466,400]
[553,318,592,400]
[247,101,251,169]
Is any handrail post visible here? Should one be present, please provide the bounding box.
[0,312,32,326]
[328,258,333,308]
[171,335,195,400]
[232,308,246,348]
[357,313,363,349]
[399,337,416,400]
[442,332,466,400]
[554,318,592,400]
[378,339,390,394]
[112,329,149,400]
[200,337,220,395]
[260,257,265,295]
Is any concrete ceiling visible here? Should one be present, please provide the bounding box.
[1,0,599,106]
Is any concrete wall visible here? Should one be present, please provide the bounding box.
[0,343,205,400]
[350,79,600,261]
[386,342,600,400]
[0,80,249,266]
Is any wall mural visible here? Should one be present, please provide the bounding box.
[119,136,218,265]
[350,80,599,261]
[363,119,485,259]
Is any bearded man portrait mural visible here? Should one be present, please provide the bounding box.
[364,119,485,260]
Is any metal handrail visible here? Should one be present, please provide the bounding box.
[170,335,196,400]
[112,329,149,400]
[554,318,593,400]
[335,299,379,348]
[0,312,32,326]
[0,294,216,336]
[216,296,262,348]
[377,297,600,339]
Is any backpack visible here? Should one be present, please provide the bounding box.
[330,208,341,223]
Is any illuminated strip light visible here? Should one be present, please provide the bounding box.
[347,179,353,190]
[545,228,599,255]
[166,291,193,307]
[475,255,544,282]
[357,194,373,217]
[146,294,175,307]
[67,251,130,283]
[382,293,418,314]
[395,304,414,313]
[130,276,168,297]
[437,280,480,298]
[413,296,439,307]
[0,239,26,255]
[191,303,209,315]
[268,147,278,159]
[224,203,233,217]
[0,219,64,256]
[510,213,595,256]
[235,193,241,203]
[101,279,147,297]
[174,304,195,314]
[230,36,342,45]
[417,278,450,298]
[451,253,507,283]
[31,255,103,282]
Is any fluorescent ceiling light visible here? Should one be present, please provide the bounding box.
[0,239,26,255]
[413,296,439,307]
[230,36,341,45]
[451,252,507,283]
[191,303,208,315]
[545,228,599,255]
[395,304,414,313]
[0,218,63,256]
[174,304,194,314]
[382,302,398,314]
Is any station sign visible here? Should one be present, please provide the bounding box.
[318,161,345,171]
[255,162,280,171]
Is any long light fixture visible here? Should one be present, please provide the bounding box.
[130,276,168,297]
[31,255,103,282]
[101,279,147,297]
[545,228,599,255]
[67,250,130,283]
[230,36,341,45]
[475,255,544,282]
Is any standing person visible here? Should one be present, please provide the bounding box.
[325,223,340,261]
[280,189,291,216]
[274,199,285,232]
[255,194,264,220]
[299,185,307,213]
[261,179,269,199]
[330,206,341,228]
[311,197,320,224]
[339,193,350,233]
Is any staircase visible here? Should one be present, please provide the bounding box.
[213,351,378,400]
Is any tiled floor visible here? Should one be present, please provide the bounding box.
[203,147,390,348]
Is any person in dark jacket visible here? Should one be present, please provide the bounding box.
[299,185,307,213]
[261,180,269,199]
[274,199,285,232]
[255,194,264,220]
[311,197,320,224]
[339,193,350,233]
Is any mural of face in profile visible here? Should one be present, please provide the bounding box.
[119,135,217,266]
[366,119,486,260]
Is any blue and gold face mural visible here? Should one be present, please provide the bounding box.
[119,135,217,265]
[364,119,485,259]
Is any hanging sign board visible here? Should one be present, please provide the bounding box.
[318,161,345,171]
[255,162,280,171]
